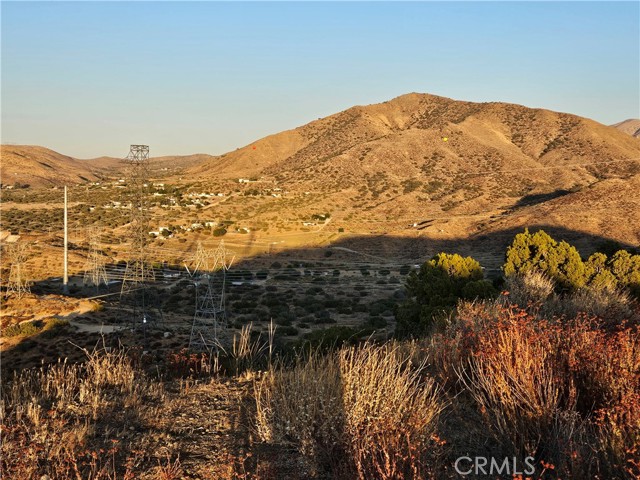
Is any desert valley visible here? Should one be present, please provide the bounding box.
[1,92,640,478]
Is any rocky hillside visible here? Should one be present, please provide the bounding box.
[184,93,640,246]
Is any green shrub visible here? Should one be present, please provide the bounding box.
[277,325,299,337]
[609,250,640,296]
[301,326,361,348]
[396,253,496,337]
[504,229,586,290]
[3,320,43,337]
[505,229,640,296]
[367,316,388,329]
[41,318,70,338]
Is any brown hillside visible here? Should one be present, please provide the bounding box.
[88,153,215,175]
[0,146,217,187]
[182,93,640,248]
[478,174,640,252]
[611,119,640,137]
[0,145,99,188]
[188,93,640,187]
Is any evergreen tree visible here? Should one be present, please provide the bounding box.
[396,253,495,337]
[504,229,586,290]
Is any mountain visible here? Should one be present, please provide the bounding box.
[188,93,640,188]
[184,93,640,246]
[0,146,216,187]
[0,145,99,188]
[611,119,640,137]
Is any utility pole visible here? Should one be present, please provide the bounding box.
[189,240,234,352]
[83,226,108,293]
[6,242,31,299]
[120,145,156,335]
[63,185,69,294]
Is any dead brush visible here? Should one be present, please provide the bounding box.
[254,347,343,461]
[254,342,445,479]
[155,454,183,480]
[219,321,275,375]
[504,270,556,310]
[456,313,568,457]
[0,346,164,479]
[554,287,639,325]
[339,343,445,480]
[453,303,639,477]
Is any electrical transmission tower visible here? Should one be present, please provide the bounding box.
[83,226,108,292]
[5,242,31,298]
[119,145,157,333]
[189,240,235,352]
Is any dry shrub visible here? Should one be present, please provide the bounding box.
[156,454,183,480]
[504,270,639,325]
[457,309,572,458]
[221,322,275,375]
[555,288,638,325]
[254,343,444,479]
[254,350,344,470]
[339,343,444,479]
[452,303,639,478]
[0,347,164,479]
[505,270,556,308]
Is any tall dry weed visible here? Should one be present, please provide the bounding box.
[254,342,444,479]
[0,347,163,479]
[452,303,639,477]
[339,343,444,479]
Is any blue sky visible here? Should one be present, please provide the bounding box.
[2,1,639,158]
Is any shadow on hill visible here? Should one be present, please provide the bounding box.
[3,224,637,370]
[512,189,574,208]
[230,224,638,273]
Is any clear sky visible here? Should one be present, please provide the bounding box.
[2,1,639,158]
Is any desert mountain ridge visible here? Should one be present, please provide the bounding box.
[0,145,215,188]
[178,92,640,250]
[611,118,640,137]
[186,92,640,182]
[0,145,100,188]
[2,93,639,189]
[2,93,639,249]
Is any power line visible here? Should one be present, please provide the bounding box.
[5,242,31,298]
[82,226,108,292]
[190,240,235,352]
[119,145,159,338]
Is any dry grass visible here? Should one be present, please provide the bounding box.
[0,346,165,479]
[2,298,637,478]
[254,342,444,479]
[504,270,555,308]
[339,343,444,479]
[503,270,640,325]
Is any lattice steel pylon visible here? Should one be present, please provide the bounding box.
[189,240,235,352]
[5,242,31,298]
[119,145,156,333]
[83,226,108,292]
